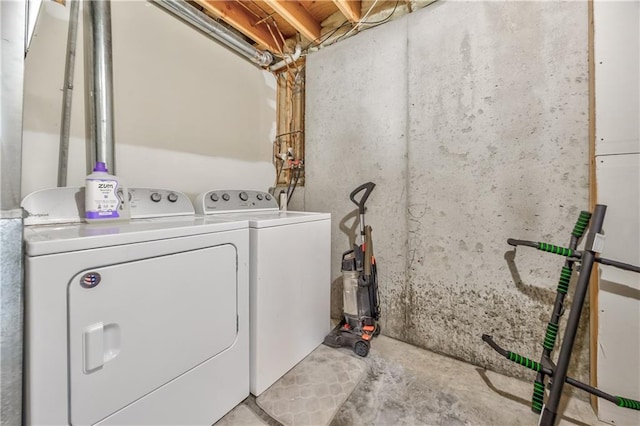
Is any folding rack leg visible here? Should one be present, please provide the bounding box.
[539,204,607,426]
[532,211,592,413]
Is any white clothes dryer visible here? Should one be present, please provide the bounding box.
[195,190,331,396]
[22,187,250,425]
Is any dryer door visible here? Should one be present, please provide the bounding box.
[68,244,237,425]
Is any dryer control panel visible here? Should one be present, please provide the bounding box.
[195,190,278,214]
[129,188,194,218]
[22,187,194,225]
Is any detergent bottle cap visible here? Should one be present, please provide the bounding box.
[93,162,108,173]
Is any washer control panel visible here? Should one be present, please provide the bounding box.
[195,190,278,214]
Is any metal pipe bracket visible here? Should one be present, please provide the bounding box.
[585,232,606,254]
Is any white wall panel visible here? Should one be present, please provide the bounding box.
[22,1,276,199]
[594,1,640,155]
[596,155,640,425]
[594,2,640,423]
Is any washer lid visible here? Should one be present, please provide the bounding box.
[211,210,330,228]
[24,216,248,256]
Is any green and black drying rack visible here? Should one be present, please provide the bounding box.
[482,204,640,426]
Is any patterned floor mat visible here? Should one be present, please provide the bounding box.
[215,404,267,426]
[256,345,367,426]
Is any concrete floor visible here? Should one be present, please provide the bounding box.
[221,335,609,426]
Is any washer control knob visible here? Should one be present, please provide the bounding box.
[210,193,219,202]
[222,193,230,201]
[257,193,263,201]
[265,194,272,201]
[167,192,178,203]
[239,192,248,201]
[150,192,162,202]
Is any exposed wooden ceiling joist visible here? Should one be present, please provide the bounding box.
[246,1,299,38]
[263,0,322,44]
[195,0,284,52]
[332,0,361,23]
[189,0,420,59]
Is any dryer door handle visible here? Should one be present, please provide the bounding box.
[83,323,104,373]
[83,322,121,373]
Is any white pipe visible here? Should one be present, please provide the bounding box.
[269,44,302,72]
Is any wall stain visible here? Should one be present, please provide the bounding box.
[306,0,589,393]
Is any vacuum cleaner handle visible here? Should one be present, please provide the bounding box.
[350,182,376,214]
[364,225,373,277]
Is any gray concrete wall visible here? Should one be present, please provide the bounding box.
[305,1,589,383]
[305,16,409,337]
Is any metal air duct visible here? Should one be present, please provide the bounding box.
[58,0,80,186]
[84,0,116,174]
[152,0,273,68]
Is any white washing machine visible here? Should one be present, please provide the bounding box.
[22,187,250,425]
[195,190,331,396]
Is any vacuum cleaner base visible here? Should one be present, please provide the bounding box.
[323,322,371,357]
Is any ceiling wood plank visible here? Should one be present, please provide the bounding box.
[248,1,299,38]
[263,0,322,43]
[195,0,283,52]
[298,1,341,23]
[332,0,361,23]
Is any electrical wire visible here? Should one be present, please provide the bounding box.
[302,0,401,53]
[302,20,352,51]
[333,0,400,44]
[267,24,291,72]
[338,0,380,41]
[265,19,300,79]
[272,0,401,202]
[287,166,302,205]
[275,130,303,140]
[233,0,295,61]
[244,0,303,76]
[360,0,400,27]
[285,167,294,203]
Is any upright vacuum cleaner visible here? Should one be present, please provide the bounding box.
[324,182,381,357]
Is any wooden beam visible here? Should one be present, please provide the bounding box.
[195,0,283,52]
[332,0,361,23]
[263,0,322,43]
[587,0,599,414]
[275,70,305,187]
